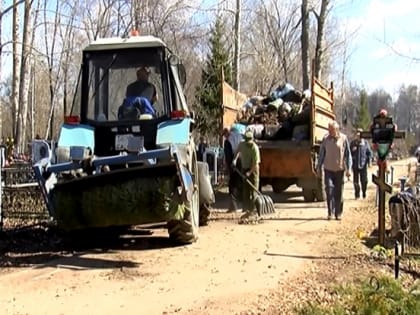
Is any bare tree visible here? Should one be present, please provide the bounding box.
[242,1,301,94]
[301,0,309,89]
[0,0,3,140]
[57,4,77,119]
[0,0,26,140]
[15,0,35,153]
[312,0,331,80]
[43,0,60,139]
[11,0,21,141]
[232,0,241,90]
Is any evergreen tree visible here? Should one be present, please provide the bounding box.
[355,89,371,130]
[194,17,232,141]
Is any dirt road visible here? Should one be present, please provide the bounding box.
[0,159,415,315]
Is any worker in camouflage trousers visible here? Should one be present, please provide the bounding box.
[233,130,261,223]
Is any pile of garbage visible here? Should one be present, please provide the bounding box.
[236,83,311,141]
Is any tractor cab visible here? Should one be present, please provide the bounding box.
[72,35,189,156]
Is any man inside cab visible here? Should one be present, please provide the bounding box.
[119,66,158,119]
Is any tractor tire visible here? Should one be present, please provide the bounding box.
[167,153,199,244]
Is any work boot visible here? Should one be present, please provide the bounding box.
[238,211,261,224]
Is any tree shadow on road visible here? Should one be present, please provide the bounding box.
[0,222,185,270]
[263,217,329,222]
[263,251,365,260]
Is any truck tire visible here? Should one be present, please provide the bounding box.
[199,203,211,226]
[301,173,325,202]
[302,188,315,202]
[314,176,326,202]
[272,179,292,193]
[167,154,199,244]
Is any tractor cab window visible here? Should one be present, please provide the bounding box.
[84,48,167,122]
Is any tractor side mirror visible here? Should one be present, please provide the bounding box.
[169,54,186,87]
[178,64,186,87]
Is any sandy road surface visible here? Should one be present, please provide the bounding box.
[0,159,415,315]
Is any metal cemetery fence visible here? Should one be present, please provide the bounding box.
[0,148,48,229]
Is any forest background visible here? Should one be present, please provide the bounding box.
[1,0,419,154]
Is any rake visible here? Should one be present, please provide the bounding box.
[234,168,276,216]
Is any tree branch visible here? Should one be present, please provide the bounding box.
[0,0,26,18]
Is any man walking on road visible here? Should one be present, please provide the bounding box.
[316,121,352,220]
[350,128,372,199]
[233,130,261,223]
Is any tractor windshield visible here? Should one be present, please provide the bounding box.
[82,47,168,122]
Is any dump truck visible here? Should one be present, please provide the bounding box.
[32,34,214,244]
[222,74,335,202]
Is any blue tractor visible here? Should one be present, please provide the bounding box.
[32,35,214,244]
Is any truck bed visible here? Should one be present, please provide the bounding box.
[256,140,314,178]
[256,139,311,149]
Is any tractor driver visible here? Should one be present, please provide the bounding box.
[119,67,158,119]
[126,66,158,105]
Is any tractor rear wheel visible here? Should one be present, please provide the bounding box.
[167,154,199,244]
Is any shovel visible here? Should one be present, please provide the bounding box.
[234,167,276,216]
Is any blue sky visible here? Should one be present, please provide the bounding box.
[334,0,420,96]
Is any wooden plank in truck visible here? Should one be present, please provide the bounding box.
[221,81,247,129]
[311,77,335,146]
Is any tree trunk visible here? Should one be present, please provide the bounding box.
[12,0,21,143]
[338,31,349,126]
[301,0,309,90]
[0,1,2,140]
[28,0,39,140]
[233,0,241,90]
[30,63,35,139]
[61,12,76,119]
[44,0,59,140]
[16,0,33,153]
[314,0,330,80]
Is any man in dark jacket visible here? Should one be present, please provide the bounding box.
[350,128,372,199]
[197,136,208,162]
[126,67,157,104]
[223,127,243,212]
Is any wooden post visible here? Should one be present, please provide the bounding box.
[372,162,392,246]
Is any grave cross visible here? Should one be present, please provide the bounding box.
[359,113,405,246]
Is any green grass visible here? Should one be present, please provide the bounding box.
[296,276,420,315]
